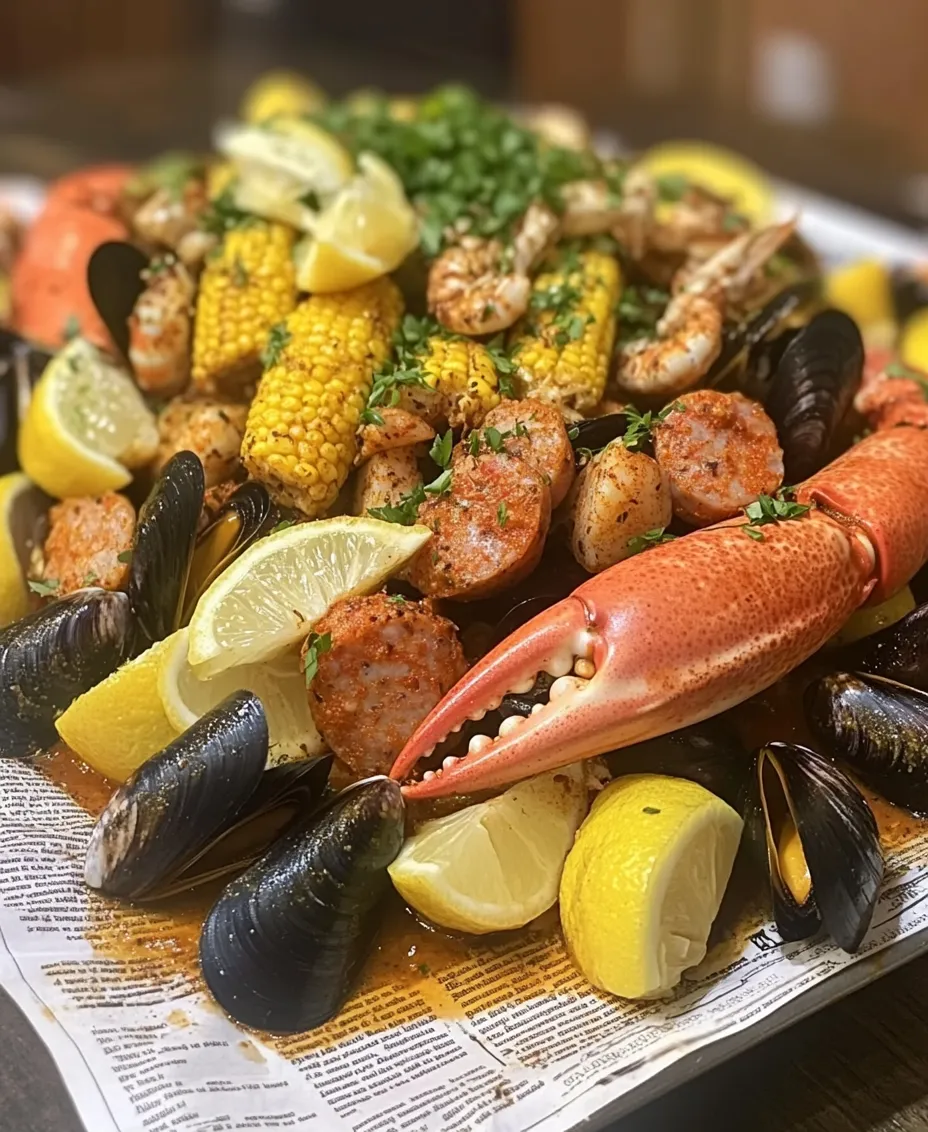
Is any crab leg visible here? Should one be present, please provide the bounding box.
[392,426,928,799]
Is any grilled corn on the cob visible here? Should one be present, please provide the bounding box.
[510,249,620,413]
[192,221,297,392]
[419,336,500,428]
[242,277,404,516]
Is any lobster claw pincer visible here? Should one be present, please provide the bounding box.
[393,427,928,801]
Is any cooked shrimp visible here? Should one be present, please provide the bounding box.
[427,202,559,335]
[610,165,657,261]
[155,396,248,488]
[131,179,208,253]
[128,258,195,397]
[356,407,435,463]
[569,444,671,573]
[353,448,422,516]
[615,220,796,399]
[40,493,136,596]
[559,166,656,260]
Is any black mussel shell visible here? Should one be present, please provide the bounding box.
[707,282,817,393]
[0,329,51,474]
[569,414,627,458]
[764,309,864,482]
[757,742,882,952]
[854,601,928,693]
[182,480,274,623]
[127,450,205,649]
[200,776,405,1033]
[806,671,928,814]
[607,719,748,810]
[87,241,149,359]
[0,590,132,758]
[84,692,271,900]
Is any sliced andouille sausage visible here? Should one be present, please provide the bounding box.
[41,493,136,595]
[353,447,422,516]
[155,396,248,489]
[569,444,672,573]
[406,452,551,600]
[476,398,575,507]
[306,592,468,778]
[653,389,783,527]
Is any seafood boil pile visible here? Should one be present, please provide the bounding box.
[3,74,928,1035]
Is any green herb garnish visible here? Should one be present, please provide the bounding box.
[622,402,683,452]
[261,323,291,368]
[231,257,249,288]
[28,579,60,598]
[741,488,811,541]
[627,528,676,556]
[429,429,453,469]
[616,284,670,346]
[497,501,509,527]
[199,184,253,236]
[655,173,689,202]
[302,632,332,685]
[82,573,99,587]
[269,519,296,535]
[387,593,408,605]
[62,315,81,342]
[116,550,133,564]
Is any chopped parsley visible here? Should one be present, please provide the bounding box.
[622,402,683,452]
[299,188,322,211]
[116,550,133,564]
[82,572,99,587]
[616,284,670,347]
[368,466,453,526]
[62,314,81,342]
[468,420,527,456]
[231,257,249,288]
[387,593,408,605]
[127,152,203,202]
[485,333,516,397]
[655,173,689,202]
[261,323,291,368]
[885,361,928,397]
[316,85,611,256]
[361,315,443,425]
[199,184,254,236]
[497,501,509,527]
[269,519,296,535]
[742,488,811,541]
[302,632,332,686]
[627,528,676,555]
[429,429,453,469]
[28,579,60,598]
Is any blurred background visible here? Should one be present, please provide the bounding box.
[0,0,926,224]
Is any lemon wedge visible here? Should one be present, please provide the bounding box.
[18,338,158,499]
[560,774,743,999]
[0,472,50,627]
[187,515,430,677]
[241,71,327,125]
[830,584,916,647]
[295,154,419,292]
[388,765,589,934]
[901,308,928,373]
[638,140,773,225]
[57,628,325,782]
[217,117,354,230]
[56,632,184,782]
[826,259,896,348]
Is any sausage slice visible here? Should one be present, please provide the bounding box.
[406,452,551,600]
[653,389,783,527]
[41,493,136,595]
[306,593,467,778]
[476,399,575,507]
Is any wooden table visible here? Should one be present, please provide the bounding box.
[4,952,928,1132]
[3,45,928,1132]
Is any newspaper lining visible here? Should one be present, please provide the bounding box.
[3,758,928,1132]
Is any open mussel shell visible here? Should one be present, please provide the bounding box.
[127,450,205,649]
[182,480,274,623]
[200,776,405,1034]
[854,600,928,693]
[756,742,882,952]
[569,413,627,458]
[806,671,928,814]
[706,281,818,394]
[764,309,864,482]
[85,692,276,900]
[0,589,132,758]
[87,241,149,359]
[606,719,748,811]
